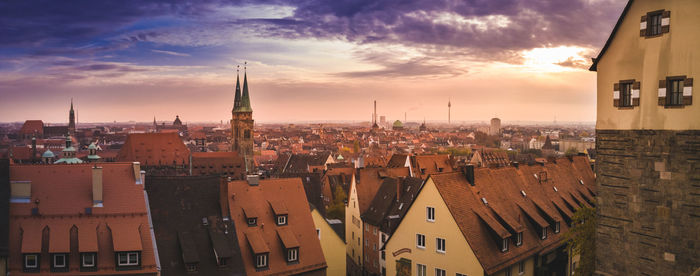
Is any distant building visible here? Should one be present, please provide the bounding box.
[116,133,190,175]
[231,70,255,173]
[190,152,245,179]
[155,115,188,135]
[392,120,404,131]
[379,116,386,127]
[489,117,501,136]
[589,0,700,274]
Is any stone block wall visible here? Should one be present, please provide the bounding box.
[595,129,700,275]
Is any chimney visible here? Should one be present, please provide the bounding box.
[92,166,103,207]
[219,177,230,219]
[132,162,142,184]
[247,175,260,186]
[463,164,475,186]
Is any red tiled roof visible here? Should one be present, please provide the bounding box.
[269,200,288,215]
[9,163,158,275]
[227,178,326,275]
[356,167,410,214]
[412,154,453,178]
[428,156,595,274]
[19,120,44,135]
[117,133,190,166]
[109,223,143,252]
[48,223,71,253]
[277,227,300,248]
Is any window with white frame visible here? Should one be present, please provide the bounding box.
[435,268,446,276]
[518,261,525,274]
[502,238,509,252]
[256,253,268,268]
[541,227,548,240]
[416,233,426,248]
[247,217,257,226]
[417,263,427,276]
[436,238,446,253]
[505,266,512,276]
[427,206,435,222]
[25,254,39,269]
[516,232,523,246]
[53,254,67,268]
[82,253,96,267]
[316,228,321,240]
[117,252,139,266]
[554,222,560,233]
[277,215,287,226]
[287,248,298,262]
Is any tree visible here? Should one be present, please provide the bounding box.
[564,207,596,276]
[326,185,347,222]
[565,147,579,157]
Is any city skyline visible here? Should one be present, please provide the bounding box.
[0,0,626,123]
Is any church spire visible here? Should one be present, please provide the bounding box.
[233,65,241,113]
[235,62,252,112]
[68,98,76,133]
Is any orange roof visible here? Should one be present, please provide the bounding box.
[356,167,410,214]
[48,223,71,253]
[20,222,42,253]
[19,120,44,135]
[227,178,326,274]
[269,200,288,215]
[277,227,300,248]
[117,133,190,166]
[427,156,595,274]
[245,231,269,254]
[78,223,99,252]
[412,154,454,178]
[9,163,158,275]
[109,223,143,252]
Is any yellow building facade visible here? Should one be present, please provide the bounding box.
[311,207,346,276]
[345,174,363,272]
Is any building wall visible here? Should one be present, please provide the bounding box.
[594,0,700,275]
[385,178,484,276]
[490,257,535,276]
[596,0,700,131]
[231,111,254,172]
[345,175,363,272]
[363,223,381,275]
[595,130,700,275]
[311,208,346,276]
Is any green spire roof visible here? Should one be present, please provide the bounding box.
[234,71,252,113]
[233,71,241,113]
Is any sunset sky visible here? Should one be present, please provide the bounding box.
[0,0,626,124]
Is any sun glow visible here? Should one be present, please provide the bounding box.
[520,46,592,72]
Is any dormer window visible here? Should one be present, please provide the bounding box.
[117,252,140,267]
[247,217,257,226]
[554,222,560,234]
[81,253,97,271]
[541,228,548,240]
[52,253,68,272]
[287,247,299,263]
[186,263,198,272]
[24,254,39,271]
[501,238,509,252]
[255,253,268,269]
[516,232,523,246]
[277,215,288,226]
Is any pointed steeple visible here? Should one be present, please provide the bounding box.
[68,98,76,132]
[235,62,252,112]
[233,65,241,113]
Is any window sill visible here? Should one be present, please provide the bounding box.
[664,105,686,109]
[643,33,664,39]
[436,250,446,254]
[416,246,425,250]
[617,106,635,110]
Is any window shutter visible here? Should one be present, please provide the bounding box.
[613,83,620,107]
[683,77,693,105]
[658,79,667,105]
[632,81,641,106]
[661,11,670,33]
[640,15,647,36]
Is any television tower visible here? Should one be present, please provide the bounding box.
[448,98,451,124]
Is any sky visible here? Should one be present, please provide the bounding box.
[0,0,627,124]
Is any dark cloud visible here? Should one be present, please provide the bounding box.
[335,58,467,78]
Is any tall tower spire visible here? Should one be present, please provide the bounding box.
[238,62,252,112]
[231,61,255,174]
[68,98,76,135]
[233,65,241,113]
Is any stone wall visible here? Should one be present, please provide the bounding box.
[595,129,700,275]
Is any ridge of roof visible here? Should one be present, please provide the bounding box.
[589,0,634,71]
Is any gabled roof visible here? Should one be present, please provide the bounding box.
[420,156,595,274]
[145,175,245,275]
[117,133,190,166]
[9,163,158,275]
[355,167,411,214]
[227,178,326,274]
[589,0,634,71]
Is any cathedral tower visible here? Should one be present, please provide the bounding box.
[68,99,76,135]
[231,66,255,173]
